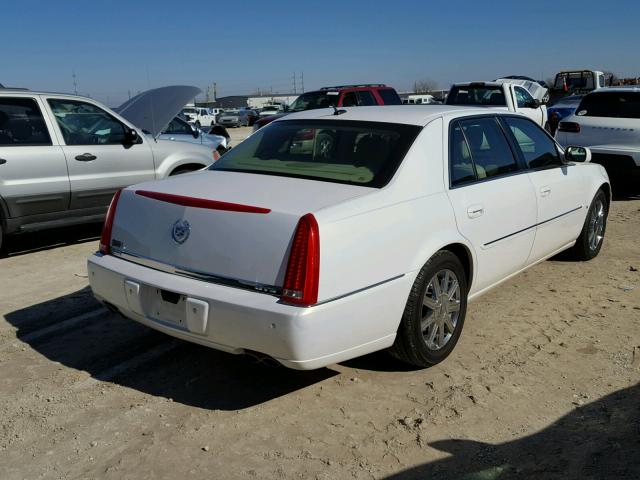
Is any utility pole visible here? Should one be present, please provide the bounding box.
[72,71,78,95]
[213,82,217,101]
[300,71,304,93]
[293,72,297,94]
[127,90,131,100]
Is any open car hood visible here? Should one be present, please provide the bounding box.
[116,85,201,138]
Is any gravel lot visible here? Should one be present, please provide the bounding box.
[1,188,639,479]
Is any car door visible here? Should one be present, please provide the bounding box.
[0,95,70,218]
[514,86,543,126]
[501,116,587,263]
[45,97,155,211]
[446,115,537,294]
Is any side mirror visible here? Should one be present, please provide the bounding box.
[565,146,592,163]
[526,99,541,109]
[124,128,140,144]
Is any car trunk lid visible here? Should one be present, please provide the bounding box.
[109,170,373,289]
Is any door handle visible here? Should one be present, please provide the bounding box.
[540,186,551,197]
[75,153,97,162]
[467,205,484,219]
[0,158,6,165]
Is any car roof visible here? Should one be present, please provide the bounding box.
[591,86,640,93]
[274,105,507,126]
[451,81,502,87]
[0,89,95,99]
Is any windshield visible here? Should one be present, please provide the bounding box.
[210,120,421,187]
[289,91,340,112]
[446,86,506,106]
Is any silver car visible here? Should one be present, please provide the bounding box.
[159,116,228,152]
[0,86,215,250]
[217,109,253,127]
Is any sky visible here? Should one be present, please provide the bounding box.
[2,0,639,106]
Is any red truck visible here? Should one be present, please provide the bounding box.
[253,84,402,131]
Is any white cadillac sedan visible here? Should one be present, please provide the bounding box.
[88,106,610,370]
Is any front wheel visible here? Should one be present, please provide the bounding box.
[389,250,468,367]
[568,189,608,260]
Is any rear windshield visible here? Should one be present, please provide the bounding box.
[210,120,421,187]
[289,92,340,112]
[576,92,640,119]
[446,86,506,106]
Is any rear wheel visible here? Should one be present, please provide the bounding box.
[389,250,468,367]
[0,223,4,253]
[568,189,608,260]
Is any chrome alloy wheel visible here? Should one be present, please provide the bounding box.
[421,269,461,350]
[587,198,606,251]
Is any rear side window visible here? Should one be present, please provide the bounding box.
[577,92,640,119]
[210,120,421,188]
[0,97,52,146]
[450,117,519,185]
[357,90,377,106]
[377,89,402,105]
[504,117,561,169]
[446,86,506,106]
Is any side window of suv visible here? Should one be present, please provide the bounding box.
[341,92,358,107]
[357,91,377,106]
[450,117,519,186]
[503,117,562,169]
[0,97,52,146]
[48,99,127,146]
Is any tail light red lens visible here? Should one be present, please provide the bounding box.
[558,122,580,133]
[213,149,220,161]
[281,214,320,306]
[99,189,122,255]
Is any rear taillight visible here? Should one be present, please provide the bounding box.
[281,214,320,306]
[213,149,220,161]
[558,121,580,133]
[99,189,122,255]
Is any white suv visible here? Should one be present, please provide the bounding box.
[556,87,640,185]
[0,87,216,250]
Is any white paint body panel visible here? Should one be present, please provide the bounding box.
[88,106,610,369]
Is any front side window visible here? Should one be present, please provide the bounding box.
[514,87,534,108]
[48,99,126,145]
[450,117,519,185]
[504,117,561,169]
[210,120,421,187]
[0,97,52,146]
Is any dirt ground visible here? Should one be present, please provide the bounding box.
[0,192,639,480]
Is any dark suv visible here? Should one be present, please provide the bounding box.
[253,84,402,130]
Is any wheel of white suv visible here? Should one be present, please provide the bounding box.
[390,250,468,367]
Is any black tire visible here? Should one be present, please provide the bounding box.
[567,189,608,260]
[389,250,468,367]
[195,121,201,128]
[0,222,4,253]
